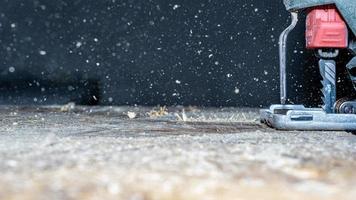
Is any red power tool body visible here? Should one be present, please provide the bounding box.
[306,6,348,49]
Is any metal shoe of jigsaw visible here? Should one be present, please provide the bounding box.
[260,0,356,130]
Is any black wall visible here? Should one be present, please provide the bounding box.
[0,0,312,106]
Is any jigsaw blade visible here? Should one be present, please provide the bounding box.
[319,59,336,113]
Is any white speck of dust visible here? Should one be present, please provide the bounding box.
[234,88,240,94]
[175,80,181,84]
[39,50,47,55]
[94,38,99,42]
[226,74,232,78]
[8,67,15,73]
[11,23,16,28]
[76,41,82,48]
[173,4,180,10]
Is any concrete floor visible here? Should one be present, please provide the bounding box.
[0,105,356,200]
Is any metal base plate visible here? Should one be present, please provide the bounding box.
[260,104,356,131]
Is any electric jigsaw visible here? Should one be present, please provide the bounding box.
[260,0,356,130]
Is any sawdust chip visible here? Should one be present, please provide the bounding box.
[60,102,76,112]
[127,111,137,119]
[148,106,168,118]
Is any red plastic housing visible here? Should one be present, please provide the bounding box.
[306,6,348,49]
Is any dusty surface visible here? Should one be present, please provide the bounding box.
[0,105,356,200]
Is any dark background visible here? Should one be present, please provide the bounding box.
[0,0,344,107]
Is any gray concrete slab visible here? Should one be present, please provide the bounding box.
[0,105,355,200]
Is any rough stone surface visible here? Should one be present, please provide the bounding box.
[0,106,355,200]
